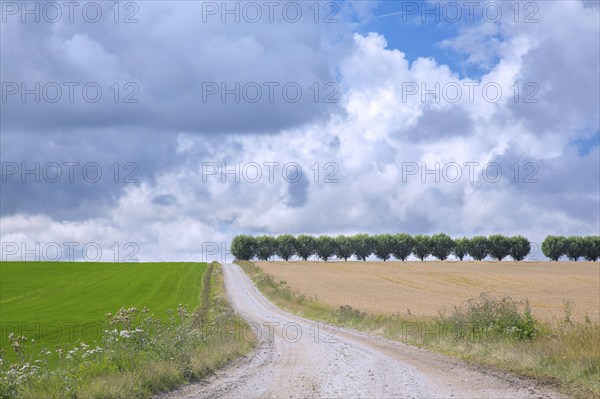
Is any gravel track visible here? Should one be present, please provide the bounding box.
[164,263,563,399]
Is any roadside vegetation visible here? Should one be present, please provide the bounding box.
[237,260,600,398]
[231,234,600,263]
[0,262,254,399]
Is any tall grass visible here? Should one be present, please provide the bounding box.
[0,262,254,399]
[237,260,600,398]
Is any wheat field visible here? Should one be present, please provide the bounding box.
[256,260,600,322]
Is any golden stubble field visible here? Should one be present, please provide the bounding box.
[256,261,600,323]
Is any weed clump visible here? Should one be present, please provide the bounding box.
[336,305,366,324]
[444,292,537,340]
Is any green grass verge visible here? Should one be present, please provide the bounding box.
[0,262,254,398]
[237,260,600,399]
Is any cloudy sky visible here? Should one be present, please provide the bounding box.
[1,0,599,262]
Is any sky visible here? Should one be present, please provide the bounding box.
[1,0,599,262]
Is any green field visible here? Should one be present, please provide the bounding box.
[0,262,206,359]
[1,262,254,398]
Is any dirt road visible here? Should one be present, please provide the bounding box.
[166,263,562,398]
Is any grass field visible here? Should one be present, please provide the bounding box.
[256,260,600,322]
[0,262,254,398]
[0,262,206,359]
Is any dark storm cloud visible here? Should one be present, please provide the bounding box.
[1,1,346,135]
[152,194,177,207]
[400,209,436,234]
[0,1,359,220]
[491,147,600,228]
[286,176,309,208]
[506,15,600,137]
[328,135,341,151]
[0,128,178,219]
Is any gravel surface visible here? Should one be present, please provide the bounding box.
[163,263,564,399]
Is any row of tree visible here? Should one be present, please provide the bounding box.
[541,235,600,261]
[230,234,600,262]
